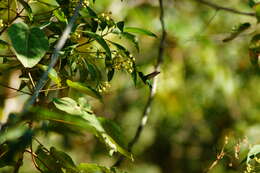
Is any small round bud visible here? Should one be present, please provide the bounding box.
[0,19,4,28]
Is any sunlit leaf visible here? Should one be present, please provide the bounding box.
[37,64,61,87]
[247,145,260,163]
[254,4,260,22]
[108,40,127,52]
[53,8,67,23]
[51,98,133,160]
[28,107,96,133]
[76,163,111,173]
[66,79,102,99]
[124,27,157,38]
[53,97,80,115]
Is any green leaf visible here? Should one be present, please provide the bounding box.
[254,4,260,22]
[107,68,115,81]
[83,31,111,59]
[138,71,147,84]
[37,64,61,87]
[7,22,49,68]
[86,6,97,18]
[0,39,9,50]
[248,0,260,7]
[145,71,160,80]
[35,146,63,173]
[53,8,68,23]
[249,34,260,51]
[76,163,111,173]
[108,40,127,52]
[116,21,124,32]
[53,98,133,160]
[18,0,33,21]
[53,97,80,115]
[86,62,101,81]
[121,32,139,52]
[53,97,103,132]
[66,80,102,99]
[28,107,96,133]
[0,125,28,144]
[247,144,260,163]
[98,117,127,149]
[97,133,133,160]
[50,147,77,171]
[29,97,133,160]
[131,67,137,86]
[223,23,251,42]
[124,27,157,38]
[100,20,107,31]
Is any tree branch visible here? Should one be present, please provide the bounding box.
[195,0,256,17]
[113,0,166,167]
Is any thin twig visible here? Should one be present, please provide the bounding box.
[184,9,219,43]
[113,0,166,167]
[8,0,10,24]
[28,72,36,89]
[0,9,24,36]
[29,144,42,172]
[22,0,83,113]
[25,149,49,172]
[0,83,32,95]
[0,54,16,57]
[204,136,229,173]
[39,87,68,92]
[195,0,256,17]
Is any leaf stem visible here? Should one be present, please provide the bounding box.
[194,0,256,17]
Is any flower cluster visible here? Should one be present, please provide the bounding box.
[69,0,89,16]
[112,52,135,73]
[70,31,81,43]
[83,0,90,7]
[0,19,4,28]
[97,81,111,93]
[93,12,115,29]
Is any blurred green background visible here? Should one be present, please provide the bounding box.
[1,0,260,172]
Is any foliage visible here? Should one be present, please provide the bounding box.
[0,0,156,172]
[0,0,260,173]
